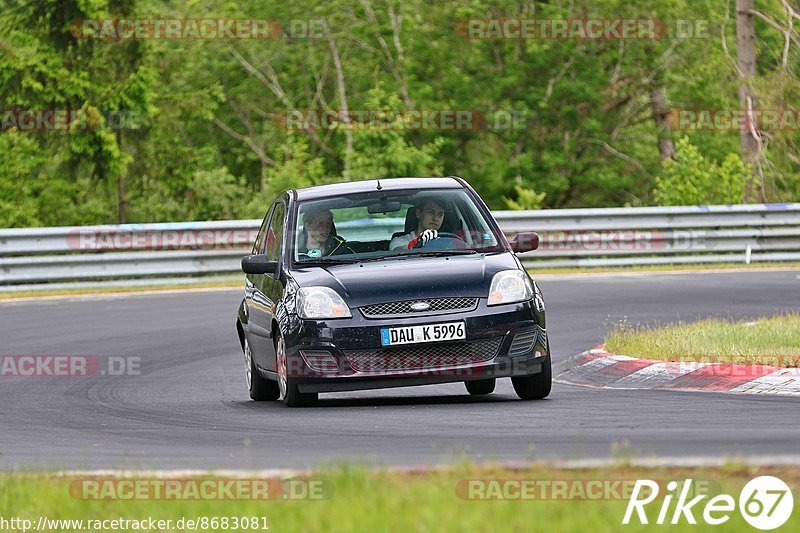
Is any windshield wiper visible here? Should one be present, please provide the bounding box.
[352,255,409,263]
[296,257,361,266]
[299,250,479,266]
[405,250,479,257]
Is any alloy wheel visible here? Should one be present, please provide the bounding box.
[243,338,253,390]
[277,336,288,399]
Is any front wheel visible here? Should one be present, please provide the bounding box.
[511,355,552,400]
[244,336,279,401]
[276,334,318,407]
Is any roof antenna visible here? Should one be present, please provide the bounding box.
[376,179,382,190]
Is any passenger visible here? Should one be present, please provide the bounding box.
[390,198,446,250]
[298,207,353,258]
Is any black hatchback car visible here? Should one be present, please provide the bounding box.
[236,177,550,406]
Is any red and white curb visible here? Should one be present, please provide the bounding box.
[558,347,800,396]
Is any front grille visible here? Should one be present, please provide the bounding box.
[360,297,478,319]
[300,350,339,372]
[344,337,502,373]
[508,328,538,357]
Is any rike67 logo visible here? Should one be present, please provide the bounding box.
[623,476,794,530]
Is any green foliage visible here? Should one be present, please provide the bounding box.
[244,136,330,218]
[1,0,799,227]
[0,131,45,227]
[348,127,445,182]
[653,138,748,206]
[503,185,546,210]
[345,87,445,180]
[186,168,247,220]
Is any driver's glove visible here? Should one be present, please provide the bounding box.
[408,229,438,249]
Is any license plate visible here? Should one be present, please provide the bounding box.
[381,321,466,346]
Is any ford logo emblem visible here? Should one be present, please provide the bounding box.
[409,301,431,312]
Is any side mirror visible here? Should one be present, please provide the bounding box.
[242,254,278,275]
[509,232,539,253]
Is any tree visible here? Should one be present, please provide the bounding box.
[736,0,762,200]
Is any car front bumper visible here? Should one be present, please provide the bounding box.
[278,299,549,394]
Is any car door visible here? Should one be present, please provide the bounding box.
[243,205,272,329]
[244,203,275,367]
[248,200,287,372]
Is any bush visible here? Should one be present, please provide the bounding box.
[187,168,247,220]
[653,137,749,206]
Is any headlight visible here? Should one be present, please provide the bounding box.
[488,270,534,306]
[297,287,352,319]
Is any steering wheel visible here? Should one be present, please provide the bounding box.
[417,232,467,250]
[437,232,465,241]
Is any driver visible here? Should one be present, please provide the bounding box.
[298,207,353,258]
[390,197,446,250]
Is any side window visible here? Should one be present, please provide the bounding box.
[252,205,274,254]
[264,203,286,261]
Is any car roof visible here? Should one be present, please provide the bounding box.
[293,177,465,201]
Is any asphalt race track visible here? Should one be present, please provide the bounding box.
[1,270,798,470]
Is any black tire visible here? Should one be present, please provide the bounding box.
[511,354,552,400]
[465,378,495,395]
[276,334,318,407]
[244,336,279,401]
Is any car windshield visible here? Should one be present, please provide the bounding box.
[292,188,504,264]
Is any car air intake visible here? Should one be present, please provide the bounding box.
[360,297,478,319]
[508,328,538,358]
[344,337,502,373]
[300,350,339,372]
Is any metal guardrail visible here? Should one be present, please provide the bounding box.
[1,204,799,286]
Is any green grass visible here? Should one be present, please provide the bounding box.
[1,464,798,532]
[605,314,800,366]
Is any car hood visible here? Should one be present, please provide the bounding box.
[289,252,522,306]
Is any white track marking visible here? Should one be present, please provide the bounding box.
[613,362,714,388]
[730,368,800,395]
